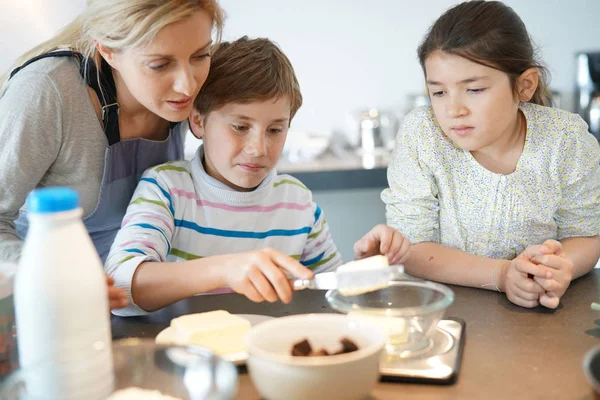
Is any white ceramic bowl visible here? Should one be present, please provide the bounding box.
[246,313,386,400]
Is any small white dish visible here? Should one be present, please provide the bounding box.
[155,314,274,366]
[246,313,386,400]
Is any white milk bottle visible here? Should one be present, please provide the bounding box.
[14,187,114,399]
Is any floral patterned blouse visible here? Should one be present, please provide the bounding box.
[381,102,600,260]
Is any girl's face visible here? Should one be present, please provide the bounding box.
[424,51,524,153]
[190,97,291,192]
[102,10,213,122]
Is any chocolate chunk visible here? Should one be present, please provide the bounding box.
[339,338,359,353]
[291,338,360,357]
[291,339,312,356]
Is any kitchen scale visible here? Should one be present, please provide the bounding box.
[379,318,465,384]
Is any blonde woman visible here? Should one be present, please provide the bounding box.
[0,0,224,309]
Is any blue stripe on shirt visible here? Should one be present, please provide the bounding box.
[314,205,322,223]
[140,177,175,216]
[130,223,171,255]
[300,251,325,267]
[124,248,146,255]
[174,219,311,238]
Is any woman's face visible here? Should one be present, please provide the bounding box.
[103,10,213,122]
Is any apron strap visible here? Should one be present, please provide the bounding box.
[9,50,120,146]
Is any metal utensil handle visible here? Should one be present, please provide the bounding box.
[292,279,313,291]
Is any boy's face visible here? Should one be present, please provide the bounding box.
[190,97,291,191]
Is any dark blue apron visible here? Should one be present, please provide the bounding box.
[11,51,184,262]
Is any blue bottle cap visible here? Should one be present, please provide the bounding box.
[26,187,79,214]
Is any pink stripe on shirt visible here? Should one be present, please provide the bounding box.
[169,188,311,212]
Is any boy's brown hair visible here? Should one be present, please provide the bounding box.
[193,36,302,123]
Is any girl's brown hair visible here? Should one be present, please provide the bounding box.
[417,0,550,106]
[194,36,302,123]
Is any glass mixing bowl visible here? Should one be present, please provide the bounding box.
[326,278,454,358]
[0,338,238,400]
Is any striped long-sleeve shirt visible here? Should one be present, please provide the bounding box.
[105,146,342,316]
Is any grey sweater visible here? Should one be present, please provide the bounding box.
[0,57,107,261]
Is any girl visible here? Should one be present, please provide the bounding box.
[382,1,600,309]
[0,0,224,309]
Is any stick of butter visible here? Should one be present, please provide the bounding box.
[336,255,396,296]
[171,310,251,355]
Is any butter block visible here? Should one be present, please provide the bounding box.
[336,255,389,273]
[171,310,251,355]
[336,255,390,296]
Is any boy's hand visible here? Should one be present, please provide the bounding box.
[221,248,313,304]
[107,275,128,310]
[500,245,550,308]
[353,224,411,265]
[531,240,574,309]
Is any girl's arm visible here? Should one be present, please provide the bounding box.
[403,242,510,290]
[560,236,600,279]
[554,116,600,279]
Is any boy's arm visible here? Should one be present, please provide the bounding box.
[107,169,312,315]
[104,168,178,315]
[300,203,342,273]
[105,169,238,316]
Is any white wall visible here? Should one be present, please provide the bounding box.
[218,0,600,136]
[2,0,600,136]
[0,0,87,71]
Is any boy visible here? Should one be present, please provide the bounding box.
[105,37,410,316]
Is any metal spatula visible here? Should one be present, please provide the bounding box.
[293,264,404,296]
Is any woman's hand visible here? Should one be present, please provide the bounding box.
[531,240,574,309]
[221,248,313,304]
[107,275,128,310]
[500,245,551,308]
[353,224,411,265]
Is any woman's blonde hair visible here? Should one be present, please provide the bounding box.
[1,0,224,90]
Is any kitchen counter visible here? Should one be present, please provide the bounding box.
[111,270,600,400]
[276,151,390,191]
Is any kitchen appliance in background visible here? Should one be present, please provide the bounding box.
[346,109,400,154]
[575,51,600,140]
[359,109,385,153]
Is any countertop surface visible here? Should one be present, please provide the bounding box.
[277,151,390,174]
[111,270,600,400]
[276,151,390,191]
